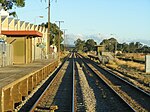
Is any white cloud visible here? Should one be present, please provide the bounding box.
[65,33,150,47]
[65,33,117,45]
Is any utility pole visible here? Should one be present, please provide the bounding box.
[55,21,64,61]
[62,29,67,52]
[47,0,50,55]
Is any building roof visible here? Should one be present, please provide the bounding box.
[25,22,29,27]
[1,16,7,23]
[20,21,24,26]
[14,19,19,25]
[1,30,43,37]
[8,18,13,24]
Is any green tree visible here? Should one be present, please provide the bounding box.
[0,0,25,16]
[74,38,85,51]
[100,38,117,52]
[41,22,63,50]
[135,42,143,53]
[140,45,150,53]
[117,43,123,51]
[135,42,142,49]
[85,39,97,51]
[128,42,137,53]
[122,43,129,53]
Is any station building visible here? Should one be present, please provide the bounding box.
[0,11,50,66]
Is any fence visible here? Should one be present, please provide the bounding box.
[0,43,13,67]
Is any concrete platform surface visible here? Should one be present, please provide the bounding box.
[0,59,56,89]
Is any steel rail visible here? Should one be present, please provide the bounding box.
[72,52,75,112]
[79,53,150,96]
[85,53,150,97]
[19,53,71,112]
[105,69,150,96]
[78,53,150,111]
[30,56,70,111]
[76,53,136,112]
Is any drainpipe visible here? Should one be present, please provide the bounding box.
[25,37,26,64]
[34,37,35,61]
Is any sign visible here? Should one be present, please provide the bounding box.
[145,55,150,73]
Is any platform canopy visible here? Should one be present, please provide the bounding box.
[1,30,43,37]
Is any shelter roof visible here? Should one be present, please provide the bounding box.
[1,30,43,37]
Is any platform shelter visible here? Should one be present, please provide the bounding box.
[0,15,49,65]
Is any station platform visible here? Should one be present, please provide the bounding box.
[0,59,56,88]
[0,58,59,112]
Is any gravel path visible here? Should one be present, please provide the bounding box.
[76,62,96,112]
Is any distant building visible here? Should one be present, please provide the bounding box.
[95,45,105,55]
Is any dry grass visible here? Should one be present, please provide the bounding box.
[122,53,146,61]
[86,53,150,93]
[115,59,126,65]
[106,64,118,69]
[126,61,145,71]
[115,59,145,71]
[80,52,88,57]
[106,58,150,86]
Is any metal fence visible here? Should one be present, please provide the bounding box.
[0,43,13,67]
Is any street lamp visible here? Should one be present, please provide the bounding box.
[34,16,44,25]
[34,16,44,61]
[55,21,64,61]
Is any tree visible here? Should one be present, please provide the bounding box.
[40,22,63,50]
[100,38,117,52]
[0,0,25,10]
[0,0,25,16]
[117,43,123,51]
[135,42,142,49]
[134,42,143,53]
[85,39,97,51]
[122,43,129,53]
[74,38,85,51]
[139,45,150,53]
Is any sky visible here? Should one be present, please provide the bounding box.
[13,0,150,45]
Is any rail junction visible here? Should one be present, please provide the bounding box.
[0,52,150,112]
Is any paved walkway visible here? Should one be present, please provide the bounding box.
[0,59,57,88]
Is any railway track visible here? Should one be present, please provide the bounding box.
[75,53,134,112]
[77,53,150,112]
[18,52,150,112]
[19,53,74,112]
